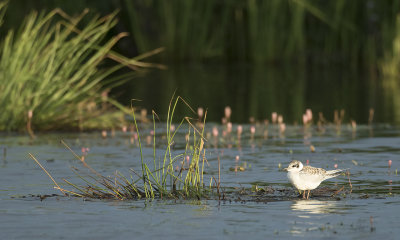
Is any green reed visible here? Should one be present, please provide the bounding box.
[3,0,400,67]
[118,0,400,67]
[380,3,400,123]
[30,96,213,200]
[0,2,160,131]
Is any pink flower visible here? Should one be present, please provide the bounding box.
[279,123,286,133]
[197,107,204,118]
[224,106,232,119]
[271,112,277,124]
[227,122,232,133]
[306,109,313,122]
[250,126,256,134]
[101,130,107,138]
[237,125,243,135]
[278,115,283,124]
[212,127,219,137]
[122,126,127,132]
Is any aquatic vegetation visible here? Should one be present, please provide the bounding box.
[0,2,161,132]
[118,0,399,67]
[30,96,218,200]
[3,1,400,67]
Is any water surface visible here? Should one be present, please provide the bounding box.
[1,124,399,239]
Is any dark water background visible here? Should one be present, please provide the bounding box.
[116,64,395,124]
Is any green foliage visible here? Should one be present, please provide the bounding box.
[134,96,209,199]
[0,3,156,131]
[31,96,213,200]
[2,0,400,66]
[120,0,400,66]
[380,14,400,123]
[382,15,400,78]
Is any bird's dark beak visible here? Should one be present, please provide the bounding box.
[283,167,288,171]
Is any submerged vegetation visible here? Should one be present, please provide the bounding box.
[30,96,218,200]
[0,1,161,132]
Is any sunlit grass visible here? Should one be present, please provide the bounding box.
[0,2,161,132]
[30,96,216,200]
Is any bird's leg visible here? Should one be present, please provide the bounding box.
[302,190,306,199]
[306,190,310,200]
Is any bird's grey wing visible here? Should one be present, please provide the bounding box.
[299,166,326,182]
[302,166,326,175]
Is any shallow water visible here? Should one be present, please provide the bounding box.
[1,124,399,239]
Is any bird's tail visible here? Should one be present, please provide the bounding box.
[325,169,348,179]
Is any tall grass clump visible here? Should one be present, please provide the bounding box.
[30,96,214,200]
[0,2,160,131]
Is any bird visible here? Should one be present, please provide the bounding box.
[284,160,346,199]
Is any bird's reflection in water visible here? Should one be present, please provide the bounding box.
[291,200,340,217]
[289,200,346,235]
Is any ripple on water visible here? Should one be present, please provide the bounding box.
[1,125,400,239]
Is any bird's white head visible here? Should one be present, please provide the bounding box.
[284,160,303,172]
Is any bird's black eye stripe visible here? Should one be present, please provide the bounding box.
[292,164,299,168]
